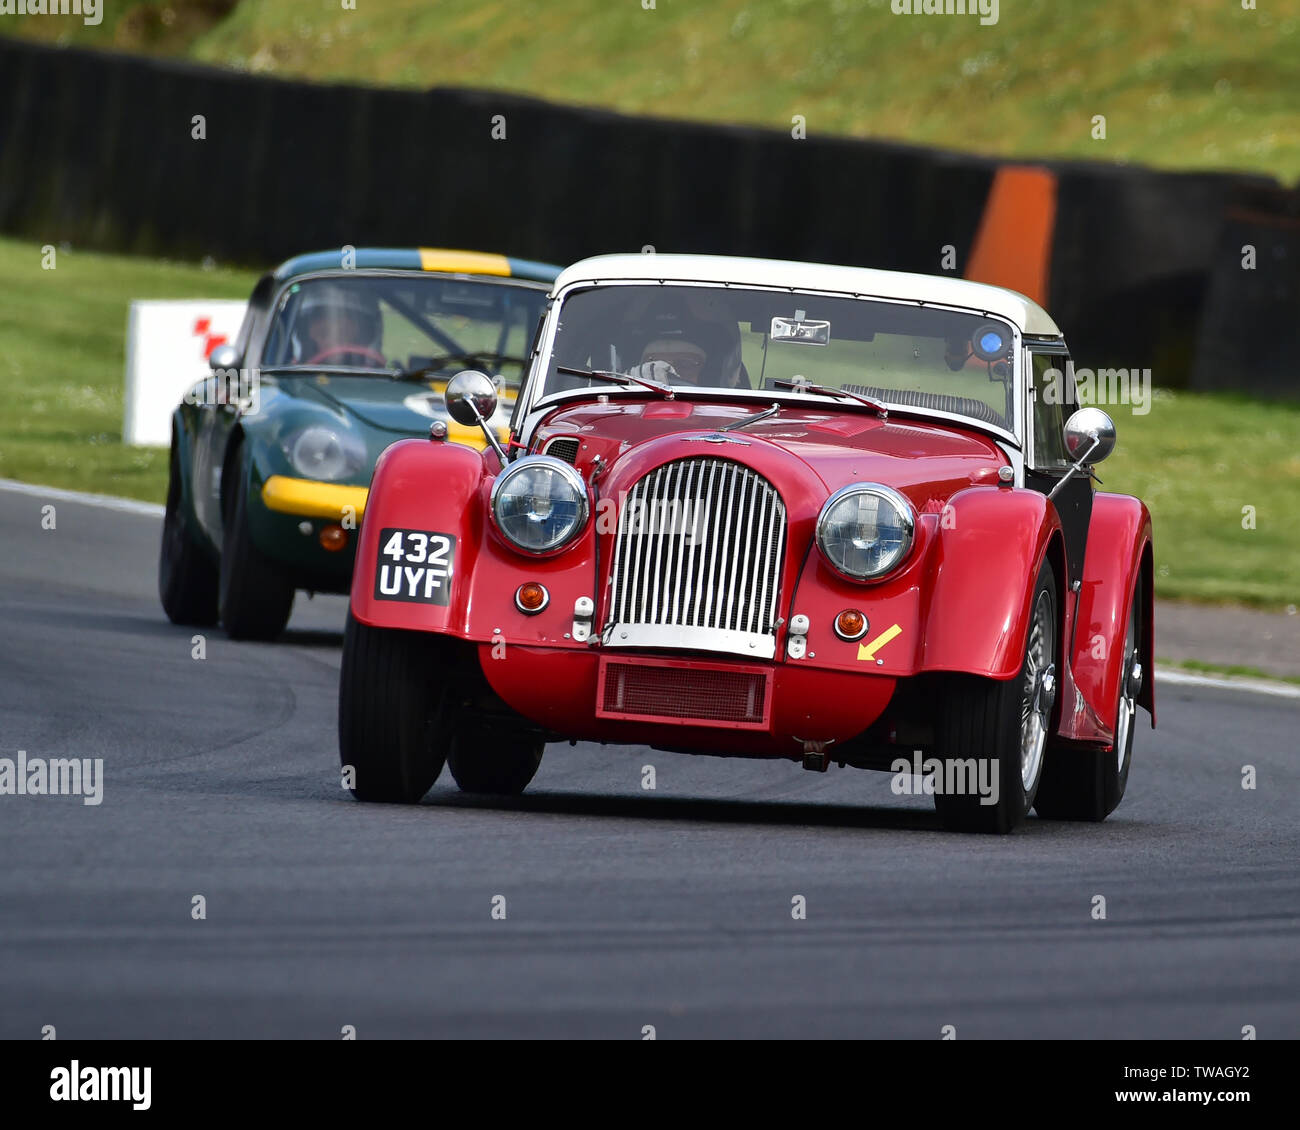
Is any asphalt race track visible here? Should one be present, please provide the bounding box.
[2,484,1298,1039]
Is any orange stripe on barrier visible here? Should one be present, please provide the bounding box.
[964,166,1057,307]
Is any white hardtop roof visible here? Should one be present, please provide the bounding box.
[554,253,1062,337]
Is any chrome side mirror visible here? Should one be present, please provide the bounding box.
[444,369,506,463]
[445,369,499,427]
[209,344,241,372]
[1063,407,1116,464]
[1049,408,1116,501]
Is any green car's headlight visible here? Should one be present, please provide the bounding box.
[490,455,589,554]
[283,425,366,482]
[816,483,916,580]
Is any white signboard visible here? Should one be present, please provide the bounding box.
[123,300,248,446]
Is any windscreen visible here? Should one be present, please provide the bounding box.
[262,275,549,390]
[539,283,1016,429]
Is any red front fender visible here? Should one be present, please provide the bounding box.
[1067,492,1155,741]
[349,439,492,632]
[919,486,1066,679]
[350,439,601,646]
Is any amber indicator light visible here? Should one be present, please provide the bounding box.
[516,582,549,613]
[835,609,867,640]
[319,525,348,552]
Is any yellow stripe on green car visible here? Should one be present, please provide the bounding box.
[262,477,370,522]
[444,419,511,449]
[418,249,512,276]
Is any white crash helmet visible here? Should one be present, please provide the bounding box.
[291,282,384,359]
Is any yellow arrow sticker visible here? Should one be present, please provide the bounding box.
[858,623,902,662]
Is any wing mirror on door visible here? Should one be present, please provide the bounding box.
[1049,408,1116,500]
[209,344,241,372]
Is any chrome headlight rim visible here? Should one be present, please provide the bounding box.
[816,482,917,582]
[489,454,591,556]
[282,423,366,483]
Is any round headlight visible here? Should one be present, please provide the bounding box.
[816,484,916,580]
[491,455,589,554]
[285,426,364,482]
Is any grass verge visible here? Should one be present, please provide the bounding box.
[1103,391,1300,607]
[1158,658,1300,687]
[0,237,255,502]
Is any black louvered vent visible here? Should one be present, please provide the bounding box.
[544,437,580,464]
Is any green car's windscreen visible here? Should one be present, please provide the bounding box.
[262,275,550,390]
[543,284,1016,429]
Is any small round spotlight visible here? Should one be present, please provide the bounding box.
[971,322,1010,362]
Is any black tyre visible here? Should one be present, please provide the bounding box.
[158,443,219,626]
[338,613,449,803]
[934,558,1058,834]
[218,445,295,640]
[446,726,544,796]
[1034,580,1141,822]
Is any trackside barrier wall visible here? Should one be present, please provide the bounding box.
[0,38,1293,396]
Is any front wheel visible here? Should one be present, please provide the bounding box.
[1035,580,1142,822]
[218,445,295,640]
[934,559,1058,834]
[338,614,449,803]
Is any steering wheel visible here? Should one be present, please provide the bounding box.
[306,344,388,366]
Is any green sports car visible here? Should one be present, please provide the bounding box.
[158,247,559,640]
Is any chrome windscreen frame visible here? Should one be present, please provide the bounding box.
[1020,337,1074,481]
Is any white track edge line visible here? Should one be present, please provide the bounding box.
[1154,667,1300,699]
[0,477,164,517]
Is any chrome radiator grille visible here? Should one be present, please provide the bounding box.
[605,457,786,658]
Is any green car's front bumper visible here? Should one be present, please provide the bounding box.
[245,474,370,592]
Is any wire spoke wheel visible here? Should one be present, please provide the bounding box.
[1035,576,1143,822]
[1114,603,1140,775]
[1019,590,1055,794]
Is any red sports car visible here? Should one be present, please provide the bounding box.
[339,254,1154,833]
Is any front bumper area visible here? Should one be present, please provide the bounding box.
[478,645,898,759]
[248,475,367,590]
